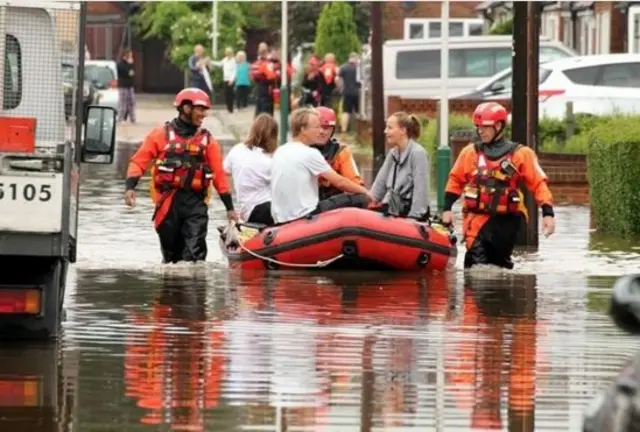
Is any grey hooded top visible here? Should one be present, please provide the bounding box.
[370,139,430,219]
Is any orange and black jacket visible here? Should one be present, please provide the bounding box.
[250,56,277,98]
[125,117,234,211]
[444,139,554,218]
[312,139,362,197]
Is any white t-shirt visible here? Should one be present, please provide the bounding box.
[270,142,331,224]
[223,143,272,221]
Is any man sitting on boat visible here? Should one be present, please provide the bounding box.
[370,112,430,221]
[270,107,372,224]
[223,113,279,226]
[311,106,367,203]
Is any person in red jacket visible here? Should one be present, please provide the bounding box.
[124,88,238,263]
[319,53,338,108]
[250,43,277,117]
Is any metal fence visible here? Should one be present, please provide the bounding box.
[0,1,84,146]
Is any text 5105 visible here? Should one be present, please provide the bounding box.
[0,182,52,202]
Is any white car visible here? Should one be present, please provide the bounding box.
[85,60,119,114]
[463,53,640,120]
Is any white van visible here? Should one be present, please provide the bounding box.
[383,35,577,103]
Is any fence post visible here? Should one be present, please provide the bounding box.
[565,101,575,142]
[435,101,451,213]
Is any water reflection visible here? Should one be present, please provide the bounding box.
[8,267,638,431]
[125,277,228,431]
[0,341,75,431]
[452,274,537,431]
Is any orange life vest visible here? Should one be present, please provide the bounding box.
[152,124,214,194]
[462,144,523,215]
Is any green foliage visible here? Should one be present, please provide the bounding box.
[490,18,513,35]
[314,2,361,64]
[132,2,246,85]
[419,115,473,162]
[241,2,370,54]
[586,116,640,236]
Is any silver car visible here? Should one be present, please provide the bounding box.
[85,60,119,113]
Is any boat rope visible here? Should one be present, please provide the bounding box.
[238,242,344,268]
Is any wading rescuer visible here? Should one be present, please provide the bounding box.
[442,102,556,269]
[124,88,238,263]
[311,106,364,201]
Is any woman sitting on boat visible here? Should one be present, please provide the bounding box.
[370,112,430,221]
[223,113,278,225]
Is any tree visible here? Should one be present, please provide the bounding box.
[314,2,361,63]
[239,1,370,54]
[132,2,246,84]
[490,18,513,35]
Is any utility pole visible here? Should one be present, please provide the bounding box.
[512,2,540,248]
[211,0,218,57]
[370,2,385,178]
[279,0,289,144]
[436,0,450,213]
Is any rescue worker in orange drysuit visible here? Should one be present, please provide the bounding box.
[250,45,277,117]
[124,88,238,263]
[442,102,556,269]
[311,106,368,208]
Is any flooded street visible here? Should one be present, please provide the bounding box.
[3,141,640,431]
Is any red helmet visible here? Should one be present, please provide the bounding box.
[174,88,211,109]
[472,102,508,127]
[316,106,336,127]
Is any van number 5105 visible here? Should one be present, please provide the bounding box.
[0,182,52,202]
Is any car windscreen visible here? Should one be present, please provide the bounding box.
[84,65,115,87]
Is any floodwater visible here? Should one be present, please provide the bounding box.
[2,142,640,431]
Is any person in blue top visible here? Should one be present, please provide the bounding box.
[235,50,251,109]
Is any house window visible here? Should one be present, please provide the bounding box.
[562,14,573,48]
[403,18,485,40]
[3,34,22,110]
[627,5,640,53]
[542,14,559,40]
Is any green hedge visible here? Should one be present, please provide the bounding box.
[586,116,640,236]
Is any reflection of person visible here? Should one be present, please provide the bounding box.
[123,88,238,263]
[443,102,556,269]
[124,279,223,429]
[449,274,538,431]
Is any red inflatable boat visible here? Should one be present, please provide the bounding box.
[219,207,457,272]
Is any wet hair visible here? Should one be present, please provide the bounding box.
[391,111,422,140]
[290,107,319,137]
[245,113,279,154]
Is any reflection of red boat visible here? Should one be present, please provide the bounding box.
[219,208,457,272]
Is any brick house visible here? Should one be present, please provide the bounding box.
[85,1,183,93]
[382,1,484,41]
[478,1,640,56]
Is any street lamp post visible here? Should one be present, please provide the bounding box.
[279,0,289,144]
[211,0,218,57]
[436,0,451,213]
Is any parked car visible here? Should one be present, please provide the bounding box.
[382,35,576,113]
[85,60,119,113]
[455,53,640,120]
[61,61,96,121]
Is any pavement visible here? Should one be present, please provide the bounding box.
[115,94,238,144]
